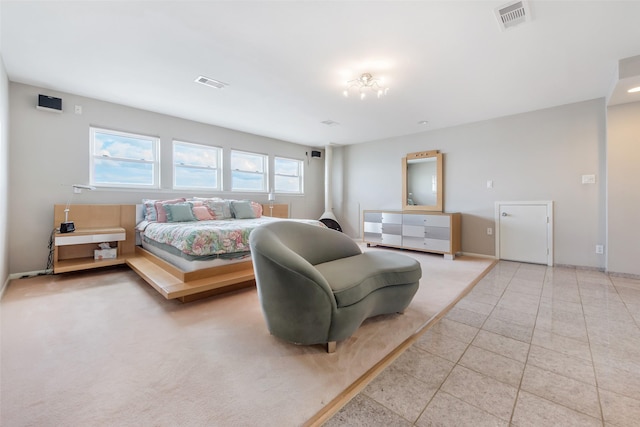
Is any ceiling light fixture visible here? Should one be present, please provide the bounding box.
[343,73,389,100]
[628,86,640,93]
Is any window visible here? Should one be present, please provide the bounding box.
[173,141,221,190]
[274,156,303,193]
[90,127,159,188]
[231,150,267,191]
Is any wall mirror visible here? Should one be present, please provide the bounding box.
[402,150,443,212]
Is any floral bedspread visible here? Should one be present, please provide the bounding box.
[141,217,324,256]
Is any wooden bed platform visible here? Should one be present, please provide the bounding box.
[53,204,257,302]
[126,247,256,302]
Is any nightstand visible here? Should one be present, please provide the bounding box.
[53,227,127,273]
[52,204,136,274]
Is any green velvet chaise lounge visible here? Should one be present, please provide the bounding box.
[249,221,422,353]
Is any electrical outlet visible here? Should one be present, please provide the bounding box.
[487,227,493,235]
[595,245,604,254]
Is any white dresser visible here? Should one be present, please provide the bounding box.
[363,210,461,259]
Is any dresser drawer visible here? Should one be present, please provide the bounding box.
[382,212,403,224]
[402,225,424,238]
[364,212,382,223]
[423,238,451,252]
[403,236,451,252]
[403,214,451,228]
[424,226,450,240]
[364,222,382,234]
[364,232,382,243]
[403,225,449,240]
[380,234,402,246]
[381,223,402,235]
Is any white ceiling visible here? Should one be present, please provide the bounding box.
[2,1,640,146]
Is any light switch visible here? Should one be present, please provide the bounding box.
[487,180,493,188]
[581,174,596,184]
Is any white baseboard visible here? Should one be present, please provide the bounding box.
[0,275,9,301]
[461,252,497,260]
[8,269,50,280]
[607,270,640,279]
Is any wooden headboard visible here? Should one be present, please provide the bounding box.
[53,204,137,257]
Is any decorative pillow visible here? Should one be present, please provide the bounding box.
[164,202,196,223]
[155,198,186,223]
[231,200,256,219]
[251,201,263,218]
[192,205,215,220]
[204,199,233,219]
[142,199,158,221]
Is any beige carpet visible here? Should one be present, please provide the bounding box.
[1,247,494,426]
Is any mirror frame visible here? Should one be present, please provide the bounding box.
[402,150,443,212]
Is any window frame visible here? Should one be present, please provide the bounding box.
[230,149,269,192]
[273,156,304,194]
[172,140,222,191]
[89,126,160,189]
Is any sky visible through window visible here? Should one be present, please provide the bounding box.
[92,130,156,186]
[274,157,302,193]
[175,167,218,189]
[231,151,266,191]
[174,143,217,168]
[91,129,302,192]
[173,142,220,189]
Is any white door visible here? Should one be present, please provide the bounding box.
[496,202,553,266]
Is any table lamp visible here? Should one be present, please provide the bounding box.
[60,184,96,233]
[268,190,275,216]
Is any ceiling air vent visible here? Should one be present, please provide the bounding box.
[494,1,531,31]
[194,75,229,89]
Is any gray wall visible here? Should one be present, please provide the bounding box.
[0,54,9,289]
[607,101,640,276]
[337,99,607,269]
[8,82,325,274]
[8,81,635,275]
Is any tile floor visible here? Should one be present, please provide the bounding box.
[324,261,640,426]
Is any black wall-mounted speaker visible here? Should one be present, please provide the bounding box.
[311,150,322,158]
[37,95,62,113]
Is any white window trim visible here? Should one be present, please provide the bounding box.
[90,127,160,189]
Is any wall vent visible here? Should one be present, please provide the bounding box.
[194,75,229,89]
[494,1,531,31]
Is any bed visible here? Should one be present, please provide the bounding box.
[127,199,326,302]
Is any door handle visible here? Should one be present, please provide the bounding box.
[502,212,508,217]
